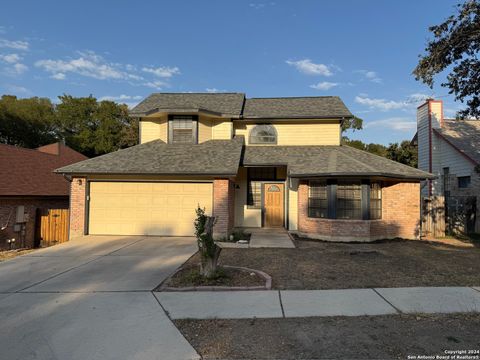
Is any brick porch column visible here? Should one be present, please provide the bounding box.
[213,179,235,239]
[69,177,86,239]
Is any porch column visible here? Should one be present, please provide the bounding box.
[213,179,235,239]
[69,177,87,239]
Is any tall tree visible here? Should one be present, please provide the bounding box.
[413,0,480,118]
[0,95,57,147]
[55,95,136,157]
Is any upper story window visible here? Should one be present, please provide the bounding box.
[168,115,198,144]
[458,176,471,189]
[249,124,277,144]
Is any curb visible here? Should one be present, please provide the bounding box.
[158,265,272,292]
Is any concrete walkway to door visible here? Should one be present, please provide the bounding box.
[249,228,295,248]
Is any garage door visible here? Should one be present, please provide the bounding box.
[88,182,213,236]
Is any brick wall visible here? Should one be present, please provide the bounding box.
[297,180,421,242]
[69,177,87,239]
[213,179,234,239]
[0,197,68,249]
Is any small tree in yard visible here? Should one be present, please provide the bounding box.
[194,206,221,278]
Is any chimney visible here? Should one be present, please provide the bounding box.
[416,99,443,196]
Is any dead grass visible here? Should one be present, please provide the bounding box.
[0,249,35,262]
[180,238,480,289]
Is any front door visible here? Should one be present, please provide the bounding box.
[264,183,284,227]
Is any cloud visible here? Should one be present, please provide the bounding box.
[143,80,168,90]
[365,117,417,132]
[51,72,66,80]
[4,84,30,94]
[0,38,29,51]
[355,69,382,83]
[99,94,143,102]
[249,2,275,9]
[310,81,338,91]
[205,87,227,93]
[0,53,21,63]
[35,51,130,80]
[11,63,28,74]
[98,94,143,108]
[355,96,408,111]
[286,59,333,76]
[142,66,180,78]
[35,50,179,89]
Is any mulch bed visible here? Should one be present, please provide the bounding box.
[161,264,265,288]
[175,313,480,359]
[177,237,480,289]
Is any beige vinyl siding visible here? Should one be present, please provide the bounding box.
[288,178,299,230]
[139,116,167,143]
[88,181,212,236]
[234,167,262,227]
[213,120,233,139]
[198,116,213,143]
[416,103,430,196]
[234,120,341,145]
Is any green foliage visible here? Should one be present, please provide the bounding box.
[55,95,136,157]
[0,95,57,147]
[342,137,417,167]
[413,0,480,118]
[0,94,139,157]
[341,116,363,132]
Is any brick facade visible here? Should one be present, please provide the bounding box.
[297,181,421,242]
[213,178,235,239]
[0,197,68,249]
[69,177,87,239]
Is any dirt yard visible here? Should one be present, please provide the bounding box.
[176,313,480,359]
[0,249,34,262]
[178,238,480,289]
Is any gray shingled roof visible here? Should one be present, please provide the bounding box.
[434,120,480,165]
[56,137,244,176]
[242,145,434,179]
[130,93,245,117]
[243,96,352,118]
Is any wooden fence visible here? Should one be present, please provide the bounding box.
[35,208,69,247]
[421,196,446,238]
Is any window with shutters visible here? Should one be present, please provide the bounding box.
[168,115,198,144]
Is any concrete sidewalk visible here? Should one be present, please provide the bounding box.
[156,286,480,319]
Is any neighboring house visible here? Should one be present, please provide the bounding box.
[57,93,433,242]
[413,99,480,233]
[0,143,87,249]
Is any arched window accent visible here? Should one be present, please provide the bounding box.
[249,124,277,144]
[268,185,281,192]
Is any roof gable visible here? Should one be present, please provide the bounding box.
[434,119,480,165]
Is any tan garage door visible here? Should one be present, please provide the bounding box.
[88,182,213,236]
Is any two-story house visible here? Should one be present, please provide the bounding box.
[57,93,432,242]
[413,99,479,233]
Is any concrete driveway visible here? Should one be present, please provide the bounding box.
[0,236,200,360]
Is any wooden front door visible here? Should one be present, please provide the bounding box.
[264,183,284,227]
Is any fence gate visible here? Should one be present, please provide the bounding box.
[421,196,446,238]
[35,208,69,247]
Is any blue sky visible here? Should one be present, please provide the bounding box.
[0,0,463,145]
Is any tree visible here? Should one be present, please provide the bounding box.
[413,0,480,118]
[342,116,363,131]
[0,95,57,147]
[194,206,221,278]
[55,95,136,157]
[386,141,418,168]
